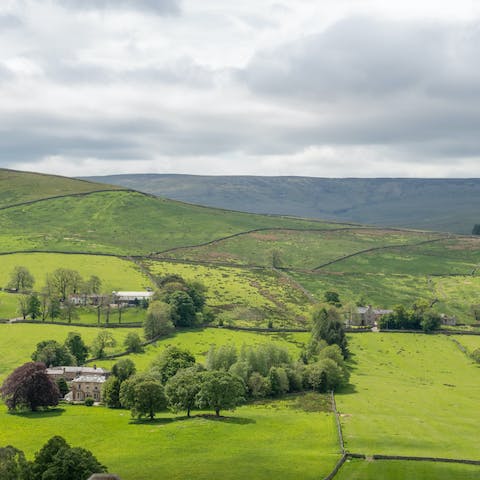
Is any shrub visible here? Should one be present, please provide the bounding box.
[84,397,94,406]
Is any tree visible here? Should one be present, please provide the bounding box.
[206,344,238,371]
[86,275,102,295]
[143,301,174,340]
[131,381,167,420]
[31,340,76,367]
[324,291,341,307]
[64,332,89,365]
[102,376,122,408]
[196,371,245,417]
[247,372,270,398]
[59,299,79,324]
[124,332,144,353]
[32,436,106,480]
[472,224,480,235]
[17,295,29,320]
[49,268,83,301]
[150,346,196,384]
[112,359,136,382]
[267,366,289,396]
[91,330,116,359]
[271,249,283,268]
[312,307,348,358]
[307,358,346,392]
[7,266,34,292]
[56,378,69,398]
[167,290,196,327]
[27,294,41,320]
[0,362,59,411]
[0,446,32,480]
[165,367,202,417]
[421,312,442,332]
[47,297,61,322]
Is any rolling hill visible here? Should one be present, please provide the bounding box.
[82,174,480,234]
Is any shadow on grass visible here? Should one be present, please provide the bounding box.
[129,414,256,425]
[8,407,66,418]
[336,383,357,396]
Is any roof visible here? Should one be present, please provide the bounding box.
[112,291,154,298]
[357,306,393,315]
[72,375,107,383]
[46,366,107,375]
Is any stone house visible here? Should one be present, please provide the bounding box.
[70,375,106,402]
[348,306,393,327]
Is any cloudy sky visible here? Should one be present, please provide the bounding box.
[1,0,480,177]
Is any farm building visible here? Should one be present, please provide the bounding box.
[347,305,393,327]
[46,365,108,382]
[112,291,154,304]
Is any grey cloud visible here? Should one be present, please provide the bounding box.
[0,14,22,30]
[56,0,180,15]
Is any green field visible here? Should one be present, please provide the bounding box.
[337,333,480,459]
[145,260,312,327]
[0,399,339,480]
[161,228,439,270]
[0,252,152,291]
[94,328,309,372]
[0,169,120,208]
[0,323,142,381]
[336,459,480,480]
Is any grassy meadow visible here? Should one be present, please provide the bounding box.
[0,169,120,209]
[0,323,142,381]
[336,459,480,480]
[337,333,480,459]
[94,328,309,372]
[0,398,339,480]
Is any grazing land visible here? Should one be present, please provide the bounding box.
[337,333,480,459]
[336,459,480,480]
[0,398,339,480]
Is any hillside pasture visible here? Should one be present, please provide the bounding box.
[145,260,311,327]
[0,252,151,291]
[0,398,339,480]
[162,228,440,270]
[94,328,309,372]
[337,333,480,459]
[0,191,345,256]
[0,169,120,209]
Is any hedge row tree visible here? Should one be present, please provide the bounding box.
[0,362,59,411]
[311,306,348,358]
[379,303,442,332]
[7,266,35,292]
[143,301,174,340]
[150,346,196,383]
[90,330,116,359]
[124,332,143,353]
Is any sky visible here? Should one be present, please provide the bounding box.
[1,1,480,178]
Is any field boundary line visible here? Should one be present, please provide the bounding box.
[312,237,450,271]
[0,188,134,212]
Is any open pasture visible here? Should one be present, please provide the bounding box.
[0,252,151,291]
[337,333,480,459]
[0,191,343,256]
[162,228,439,270]
[94,328,309,372]
[0,323,141,381]
[145,260,311,327]
[0,398,339,480]
[336,459,480,480]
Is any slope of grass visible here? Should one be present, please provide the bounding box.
[337,333,480,459]
[145,260,311,327]
[0,253,152,291]
[94,328,309,372]
[0,323,142,381]
[336,459,480,480]
[0,168,120,208]
[162,229,439,270]
[0,398,339,480]
[0,191,348,256]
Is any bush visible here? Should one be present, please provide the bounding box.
[84,397,94,406]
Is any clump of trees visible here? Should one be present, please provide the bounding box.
[378,302,441,332]
[30,332,89,367]
[0,436,106,480]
